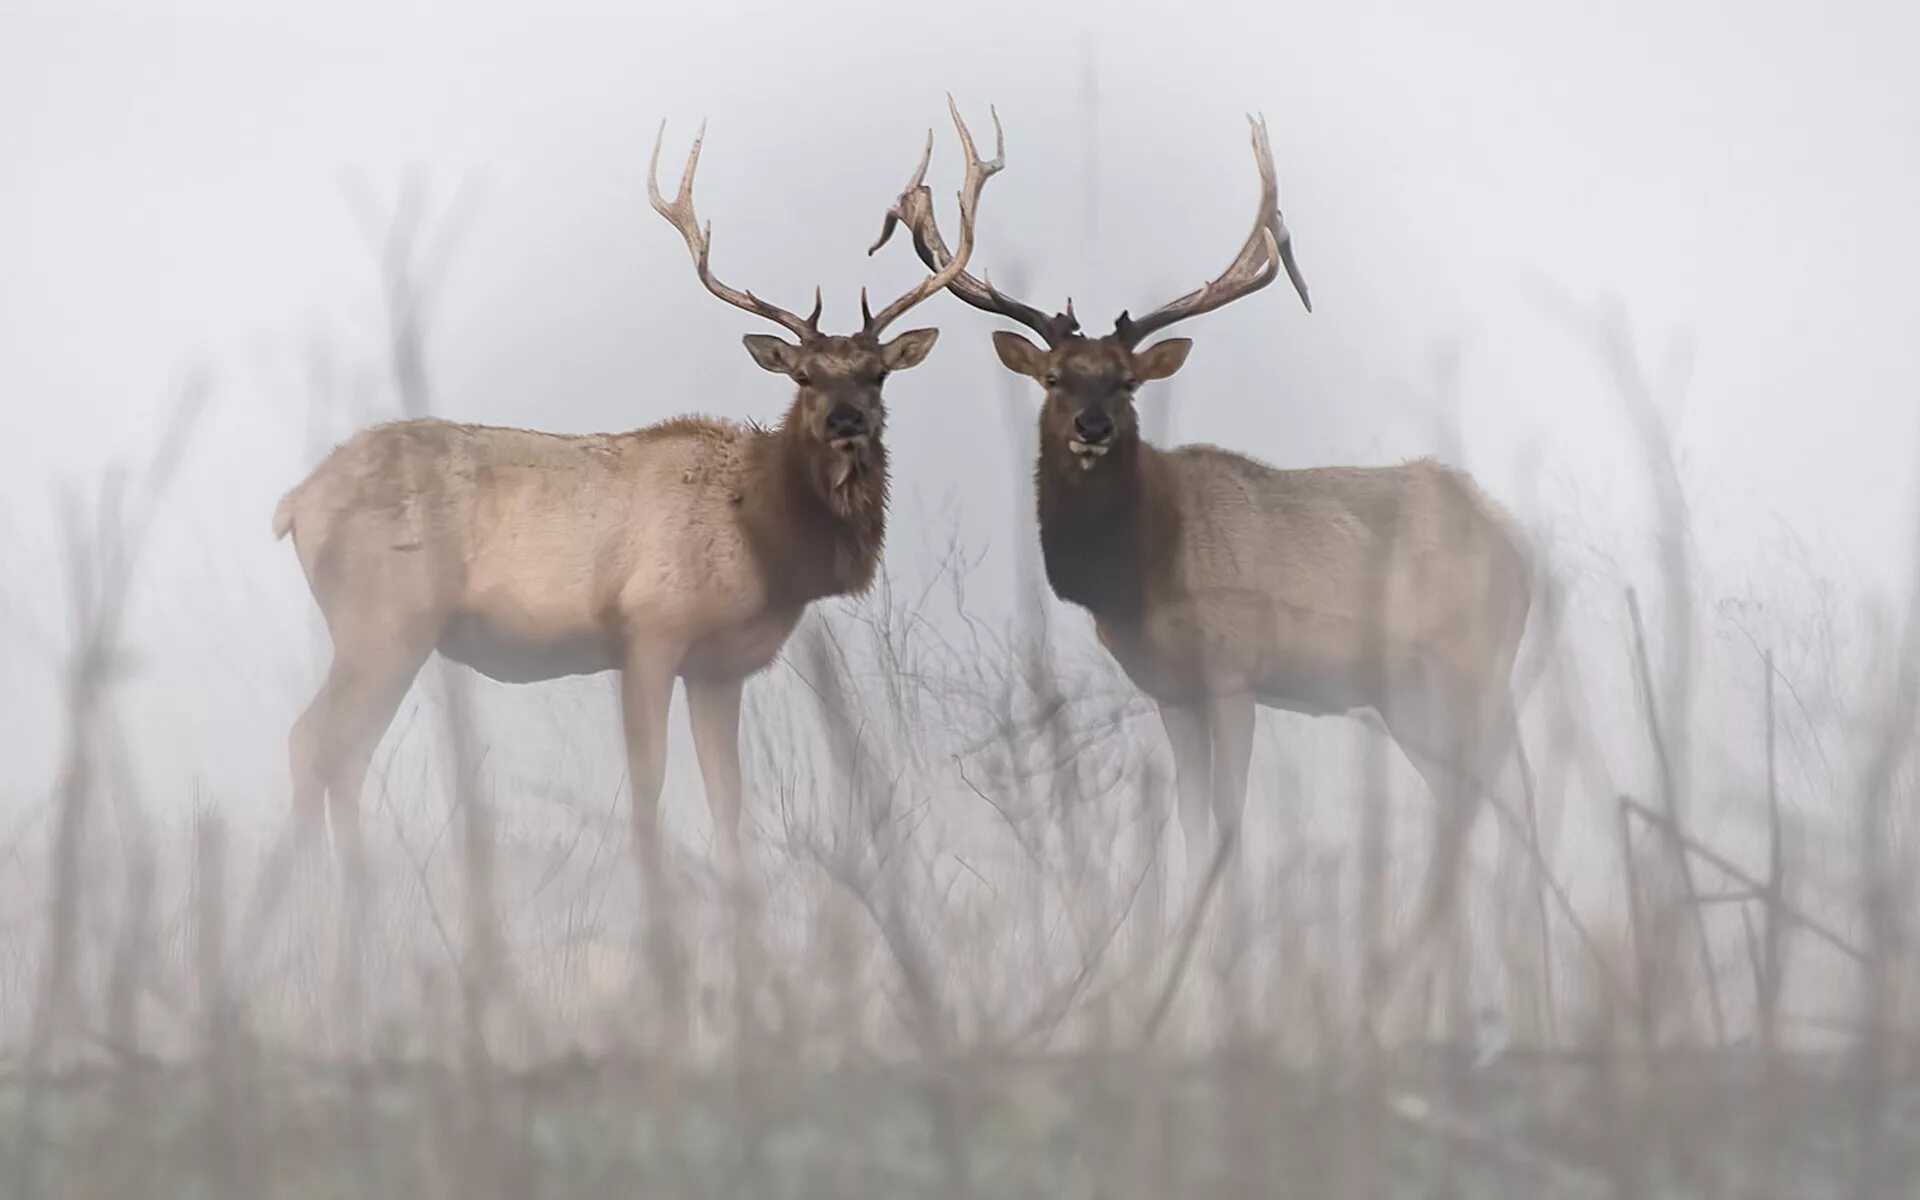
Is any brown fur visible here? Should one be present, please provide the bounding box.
[1009,328,1536,998]
[1030,388,1532,713]
[273,334,908,886]
[278,402,888,681]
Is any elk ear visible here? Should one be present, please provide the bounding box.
[742,334,801,375]
[1133,338,1193,382]
[880,328,939,372]
[991,330,1048,380]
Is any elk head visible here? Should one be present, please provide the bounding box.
[651,98,1001,501]
[870,113,1310,479]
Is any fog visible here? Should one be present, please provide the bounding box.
[7,1,1920,1193]
[2,2,1910,818]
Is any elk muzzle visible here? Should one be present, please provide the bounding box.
[1069,409,1113,469]
[824,402,875,491]
[826,402,869,447]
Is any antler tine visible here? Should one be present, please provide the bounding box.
[869,102,1078,345]
[1252,113,1312,316]
[862,96,1006,337]
[1111,113,1311,347]
[647,120,822,341]
[865,128,932,260]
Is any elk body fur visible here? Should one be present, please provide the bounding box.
[274,409,885,867]
[276,414,886,685]
[1038,440,1531,713]
[270,99,1002,894]
[878,114,1537,954]
[1038,425,1534,879]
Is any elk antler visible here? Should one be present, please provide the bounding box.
[858,95,1004,338]
[1110,114,1311,348]
[650,121,825,341]
[868,101,1081,347]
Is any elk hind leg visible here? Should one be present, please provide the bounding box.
[319,649,432,885]
[238,642,426,967]
[237,683,338,964]
[1378,680,1520,1037]
[324,650,434,1026]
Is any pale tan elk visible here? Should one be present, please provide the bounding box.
[271,101,1002,894]
[874,115,1535,960]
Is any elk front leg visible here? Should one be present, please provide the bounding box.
[619,646,679,886]
[686,676,745,883]
[620,643,687,1041]
[1158,700,1213,885]
[1190,692,1257,943]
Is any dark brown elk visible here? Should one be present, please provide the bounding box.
[874,114,1534,963]
[271,100,1002,893]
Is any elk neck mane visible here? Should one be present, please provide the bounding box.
[735,394,889,608]
[1033,428,1180,624]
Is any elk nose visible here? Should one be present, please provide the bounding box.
[1073,410,1113,445]
[826,404,866,438]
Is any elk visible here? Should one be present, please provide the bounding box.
[271,100,1002,892]
[874,115,1535,956]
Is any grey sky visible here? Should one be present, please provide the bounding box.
[3,0,1917,848]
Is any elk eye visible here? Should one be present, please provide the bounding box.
[1044,372,1060,387]
[1122,378,1140,391]
[793,369,811,386]
[875,371,888,385]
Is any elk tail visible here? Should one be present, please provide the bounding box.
[272,487,300,540]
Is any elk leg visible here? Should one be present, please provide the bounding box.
[689,673,763,1050]
[315,649,431,1017]
[621,645,685,1035]
[1192,692,1257,961]
[294,641,427,866]
[1378,682,1516,1036]
[287,682,338,857]
[1412,754,1479,935]
[322,661,428,886]
[686,676,745,884]
[1206,693,1256,843]
[1157,700,1214,881]
[620,646,680,889]
[241,645,425,970]
[1377,680,1470,922]
[236,692,335,966]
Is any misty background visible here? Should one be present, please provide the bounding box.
[3,0,1918,904]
